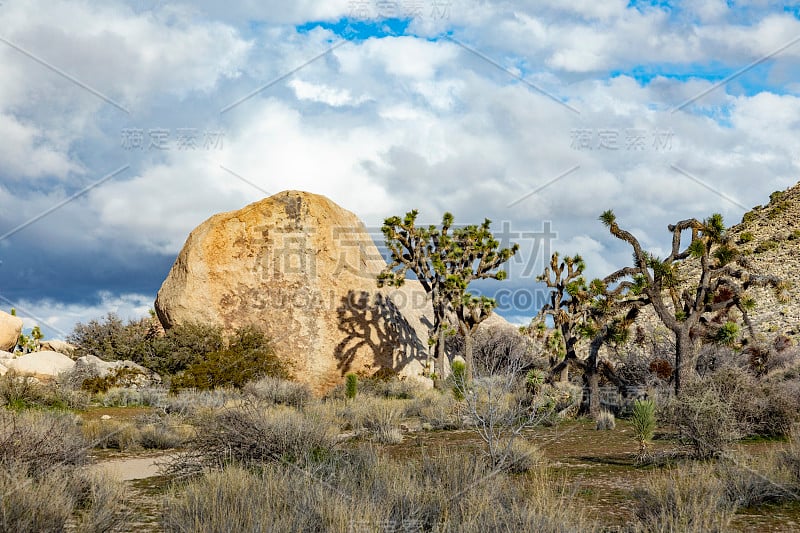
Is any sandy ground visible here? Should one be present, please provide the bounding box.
[91,453,174,481]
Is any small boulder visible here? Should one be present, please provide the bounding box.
[6,351,75,379]
[0,311,23,352]
[0,363,6,376]
[40,340,76,357]
[74,355,161,388]
[396,359,432,389]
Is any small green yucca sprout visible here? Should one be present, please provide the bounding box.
[450,360,467,401]
[345,373,358,400]
[714,322,739,347]
[631,399,656,458]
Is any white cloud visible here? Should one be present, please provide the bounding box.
[2,0,799,332]
[11,292,153,340]
[288,79,366,106]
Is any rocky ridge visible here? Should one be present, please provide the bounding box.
[633,182,800,347]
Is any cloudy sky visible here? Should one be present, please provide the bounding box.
[1,0,799,338]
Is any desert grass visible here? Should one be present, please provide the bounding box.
[163,447,595,533]
[0,409,126,532]
[243,375,312,408]
[633,462,737,533]
[165,403,339,477]
[595,409,616,431]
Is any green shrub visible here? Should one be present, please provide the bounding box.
[525,369,545,394]
[0,371,88,411]
[738,231,754,243]
[170,326,289,391]
[148,322,225,375]
[81,366,148,394]
[754,240,780,254]
[712,322,740,347]
[345,373,358,400]
[68,312,153,363]
[68,314,225,377]
[450,360,467,400]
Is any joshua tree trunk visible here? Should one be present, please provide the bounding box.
[586,331,604,418]
[429,294,447,389]
[434,327,447,389]
[674,327,692,396]
[588,371,601,418]
[464,329,475,382]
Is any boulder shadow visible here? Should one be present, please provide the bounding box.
[334,290,427,375]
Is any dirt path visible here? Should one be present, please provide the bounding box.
[91,452,174,481]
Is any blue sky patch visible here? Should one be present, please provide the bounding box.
[610,61,787,97]
[297,17,412,41]
[626,0,673,13]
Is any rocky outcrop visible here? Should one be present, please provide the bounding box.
[0,311,23,352]
[74,355,161,388]
[40,340,76,357]
[5,351,75,380]
[155,190,509,393]
[632,182,800,346]
[726,184,800,340]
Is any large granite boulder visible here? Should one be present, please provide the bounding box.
[156,190,505,393]
[0,311,23,352]
[5,351,75,380]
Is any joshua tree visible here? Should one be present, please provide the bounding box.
[535,252,646,416]
[378,211,518,385]
[600,211,788,395]
[534,253,590,382]
[451,294,496,382]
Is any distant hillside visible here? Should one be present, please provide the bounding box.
[634,182,800,347]
[727,182,800,341]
